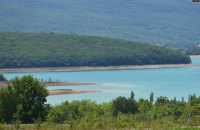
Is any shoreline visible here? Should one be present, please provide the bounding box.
[48,89,100,96]
[0,81,101,95]
[190,55,200,58]
[44,82,99,86]
[0,81,99,88]
[0,64,199,73]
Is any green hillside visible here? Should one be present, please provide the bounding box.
[186,47,200,55]
[0,32,191,68]
[0,0,199,50]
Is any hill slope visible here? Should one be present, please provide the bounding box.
[0,32,191,68]
[0,0,199,49]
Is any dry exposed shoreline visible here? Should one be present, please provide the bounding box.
[48,89,100,96]
[0,81,99,88]
[0,55,199,73]
[190,55,200,58]
[44,82,98,86]
[0,56,199,95]
[0,64,199,73]
[0,81,101,95]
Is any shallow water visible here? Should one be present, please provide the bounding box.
[2,58,200,105]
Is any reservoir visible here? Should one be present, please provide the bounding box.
[3,57,200,105]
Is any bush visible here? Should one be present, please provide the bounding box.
[0,75,49,123]
[112,96,138,117]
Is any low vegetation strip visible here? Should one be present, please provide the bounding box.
[1,75,200,129]
[0,32,191,68]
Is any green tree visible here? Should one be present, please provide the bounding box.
[155,96,169,107]
[12,75,49,123]
[0,75,49,123]
[150,92,154,104]
[0,86,16,123]
[112,96,138,117]
[47,103,67,124]
[138,99,152,113]
[0,74,6,82]
[131,91,135,100]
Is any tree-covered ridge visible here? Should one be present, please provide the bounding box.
[0,0,199,49]
[0,32,191,68]
[186,47,200,55]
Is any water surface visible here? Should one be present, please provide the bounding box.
[3,58,200,105]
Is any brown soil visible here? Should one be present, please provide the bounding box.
[44,82,98,86]
[0,81,99,88]
[0,81,100,95]
[0,64,199,73]
[48,89,100,96]
[190,55,200,58]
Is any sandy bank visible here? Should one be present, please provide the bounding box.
[0,81,100,95]
[0,64,199,73]
[44,82,98,86]
[48,89,100,96]
[190,55,200,58]
[0,81,99,88]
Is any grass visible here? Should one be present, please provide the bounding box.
[1,123,200,130]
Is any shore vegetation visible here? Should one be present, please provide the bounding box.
[0,76,200,129]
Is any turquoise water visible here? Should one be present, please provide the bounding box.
[2,58,200,105]
[192,57,200,64]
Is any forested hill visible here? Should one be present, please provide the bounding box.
[0,32,191,68]
[0,0,199,49]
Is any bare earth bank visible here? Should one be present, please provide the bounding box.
[48,89,101,96]
[0,81,99,88]
[190,55,200,58]
[0,64,199,73]
[0,81,101,95]
[1,56,199,95]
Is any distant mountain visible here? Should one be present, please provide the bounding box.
[0,32,191,68]
[0,0,199,48]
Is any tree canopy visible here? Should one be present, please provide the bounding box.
[1,84,200,129]
[0,74,6,82]
[186,47,200,55]
[46,93,200,129]
[0,75,49,123]
[112,96,138,117]
[0,32,191,68]
[0,0,199,50]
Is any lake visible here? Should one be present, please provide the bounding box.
[2,57,200,105]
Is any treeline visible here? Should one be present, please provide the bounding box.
[0,74,6,82]
[46,94,200,130]
[0,32,191,68]
[186,47,200,55]
[0,75,200,129]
